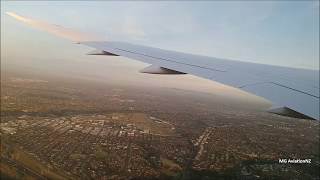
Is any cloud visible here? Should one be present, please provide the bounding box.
[6,12,101,42]
[120,16,146,40]
[102,15,147,42]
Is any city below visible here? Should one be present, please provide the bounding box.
[1,70,319,179]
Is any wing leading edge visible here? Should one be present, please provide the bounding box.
[7,12,319,120]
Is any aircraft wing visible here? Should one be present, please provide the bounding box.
[6,12,320,120]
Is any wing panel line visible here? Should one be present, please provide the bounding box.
[112,47,227,73]
[239,81,319,99]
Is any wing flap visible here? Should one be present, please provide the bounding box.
[268,107,315,120]
[241,82,319,120]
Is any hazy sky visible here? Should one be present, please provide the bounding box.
[1,1,319,70]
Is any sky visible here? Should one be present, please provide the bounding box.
[1,1,319,70]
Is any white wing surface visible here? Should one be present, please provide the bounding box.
[7,12,319,120]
